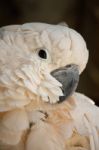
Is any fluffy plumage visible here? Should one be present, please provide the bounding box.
[0,22,98,150]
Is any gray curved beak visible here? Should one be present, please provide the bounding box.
[51,64,79,103]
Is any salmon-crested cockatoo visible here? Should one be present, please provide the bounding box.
[0,22,99,150]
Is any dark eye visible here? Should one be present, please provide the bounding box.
[38,49,47,59]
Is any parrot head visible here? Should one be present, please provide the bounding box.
[20,23,89,104]
[0,23,89,110]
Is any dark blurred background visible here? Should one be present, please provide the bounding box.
[0,0,99,104]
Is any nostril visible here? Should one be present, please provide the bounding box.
[65,64,72,68]
[65,64,78,69]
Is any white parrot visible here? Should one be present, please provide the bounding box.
[0,22,99,150]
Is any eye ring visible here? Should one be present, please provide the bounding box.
[38,49,47,59]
